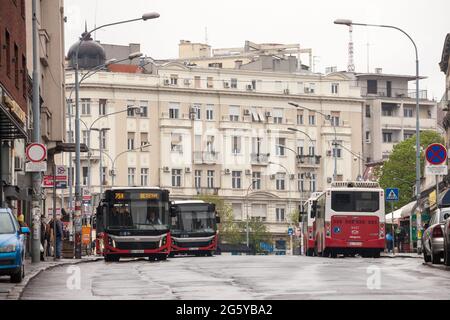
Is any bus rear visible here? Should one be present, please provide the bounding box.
[95,188,172,262]
[170,201,220,257]
[315,182,385,258]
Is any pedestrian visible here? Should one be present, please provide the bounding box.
[17,213,27,228]
[40,215,47,261]
[45,218,52,257]
[50,216,64,259]
[386,232,393,253]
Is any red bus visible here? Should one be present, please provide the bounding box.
[312,181,385,258]
[95,188,172,262]
[169,201,220,257]
[301,192,323,256]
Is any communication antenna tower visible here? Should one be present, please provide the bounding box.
[348,25,355,72]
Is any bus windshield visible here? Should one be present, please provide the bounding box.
[173,205,216,233]
[107,200,168,231]
[331,191,380,213]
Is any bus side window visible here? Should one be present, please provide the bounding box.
[96,205,106,233]
[311,201,318,218]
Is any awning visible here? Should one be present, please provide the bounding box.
[400,201,417,218]
[386,207,403,223]
[0,102,28,141]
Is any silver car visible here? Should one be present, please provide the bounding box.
[423,208,449,264]
[444,213,450,266]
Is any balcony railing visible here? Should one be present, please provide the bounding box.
[251,153,270,165]
[297,155,321,166]
[362,88,428,100]
[194,151,219,164]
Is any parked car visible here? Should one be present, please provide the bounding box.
[0,208,30,283]
[444,212,450,266]
[423,208,449,264]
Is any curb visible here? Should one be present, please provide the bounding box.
[381,255,422,259]
[7,257,103,300]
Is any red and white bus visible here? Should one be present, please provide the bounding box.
[312,181,385,258]
[301,192,323,256]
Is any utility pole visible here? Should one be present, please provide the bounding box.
[31,0,42,263]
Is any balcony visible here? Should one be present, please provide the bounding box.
[196,187,220,196]
[297,155,321,167]
[251,153,270,166]
[362,88,428,100]
[194,151,219,164]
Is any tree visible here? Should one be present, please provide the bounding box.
[237,218,272,254]
[377,130,444,209]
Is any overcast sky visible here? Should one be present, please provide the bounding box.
[65,0,449,99]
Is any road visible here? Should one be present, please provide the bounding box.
[20,255,450,300]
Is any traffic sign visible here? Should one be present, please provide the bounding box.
[42,175,67,189]
[25,161,47,172]
[386,188,399,202]
[426,144,447,166]
[26,143,47,163]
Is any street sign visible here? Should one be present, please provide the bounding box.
[426,165,448,175]
[25,161,47,172]
[82,188,92,202]
[42,175,67,189]
[426,144,447,165]
[288,227,294,236]
[386,188,399,202]
[26,143,47,163]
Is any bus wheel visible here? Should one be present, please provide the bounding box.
[373,251,381,259]
[156,254,167,261]
[330,251,337,259]
[168,252,175,258]
[205,251,213,257]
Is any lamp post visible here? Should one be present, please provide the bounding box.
[334,18,421,227]
[245,180,257,249]
[91,128,110,197]
[289,102,338,181]
[334,142,365,180]
[73,13,159,259]
[111,144,151,187]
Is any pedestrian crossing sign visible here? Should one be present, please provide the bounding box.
[386,188,399,202]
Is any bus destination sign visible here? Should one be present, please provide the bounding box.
[114,192,160,201]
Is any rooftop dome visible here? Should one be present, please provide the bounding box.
[67,27,106,70]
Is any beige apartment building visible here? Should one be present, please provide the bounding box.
[63,39,364,251]
[440,34,450,153]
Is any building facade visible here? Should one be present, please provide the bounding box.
[440,34,450,153]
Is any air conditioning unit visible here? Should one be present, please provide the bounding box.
[244,109,251,116]
[14,156,24,172]
[245,169,251,176]
[305,87,311,93]
[265,112,272,118]
[163,166,170,173]
[185,167,191,174]
[184,79,191,86]
[164,79,170,86]
[284,89,290,95]
[223,82,230,88]
[270,174,276,180]
[365,139,371,144]
[327,150,332,157]
[224,169,231,175]
[246,85,253,91]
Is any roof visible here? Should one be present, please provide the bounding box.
[107,64,142,74]
[355,73,426,81]
[439,33,450,73]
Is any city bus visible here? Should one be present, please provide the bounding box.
[95,188,172,262]
[301,192,323,256]
[169,200,220,257]
[312,181,385,258]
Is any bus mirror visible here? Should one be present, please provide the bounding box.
[208,203,216,212]
[215,215,221,224]
[170,206,178,218]
[444,213,450,220]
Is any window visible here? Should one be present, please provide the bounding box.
[229,105,240,122]
[251,80,257,90]
[169,102,180,119]
[140,101,148,117]
[273,108,283,124]
[382,105,394,117]
[404,107,413,118]
[127,132,135,150]
[331,112,340,127]
[141,168,149,186]
[232,171,242,189]
[14,43,19,88]
[128,168,136,186]
[305,83,315,93]
[207,170,215,188]
[383,132,393,143]
[206,105,214,120]
[127,101,136,116]
[297,140,305,156]
[170,74,178,86]
[251,107,262,122]
[208,62,222,68]
[297,113,304,125]
[172,169,182,187]
[333,145,342,158]
[81,99,91,115]
[171,133,183,153]
[21,55,26,97]
[99,99,107,116]
[276,173,286,191]
[100,130,107,149]
[192,104,201,120]
[82,130,89,145]
[309,141,316,156]
[252,172,261,190]
[276,208,286,222]
[331,191,380,213]
[206,136,215,153]
[298,173,305,192]
[194,76,201,88]
[309,114,316,125]
[67,130,74,143]
[207,77,214,88]
[140,133,149,147]
[331,83,339,94]
[252,137,264,156]
[365,131,371,143]
[276,138,286,156]
[231,78,237,89]
[404,132,414,140]
[232,203,242,220]
[367,80,378,94]
[195,170,202,189]
[5,30,10,77]
[365,105,371,118]
[232,136,241,154]
[82,167,88,186]
[310,174,317,192]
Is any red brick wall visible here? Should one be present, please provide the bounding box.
[0,0,27,113]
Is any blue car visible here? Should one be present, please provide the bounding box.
[0,208,30,283]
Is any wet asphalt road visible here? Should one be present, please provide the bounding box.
[20,255,450,300]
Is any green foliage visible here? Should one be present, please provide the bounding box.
[378,130,444,209]
[236,218,272,254]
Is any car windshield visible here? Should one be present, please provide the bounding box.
[173,205,216,233]
[106,200,169,231]
[0,212,16,234]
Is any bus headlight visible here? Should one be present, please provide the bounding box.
[161,235,167,246]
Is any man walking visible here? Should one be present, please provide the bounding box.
[50,215,64,260]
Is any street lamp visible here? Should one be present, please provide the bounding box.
[73,13,159,259]
[245,180,257,249]
[111,143,152,187]
[289,102,338,181]
[91,128,110,196]
[334,18,421,215]
[334,142,365,180]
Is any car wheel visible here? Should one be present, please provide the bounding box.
[10,266,24,284]
[423,248,431,263]
[431,250,441,264]
[444,246,450,266]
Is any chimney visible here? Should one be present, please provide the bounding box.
[235,60,243,69]
[375,68,383,74]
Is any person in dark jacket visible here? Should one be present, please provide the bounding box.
[40,215,47,261]
[50,215,64,259]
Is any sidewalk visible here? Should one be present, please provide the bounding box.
[381,252,422,259]
[0,256,102,300]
